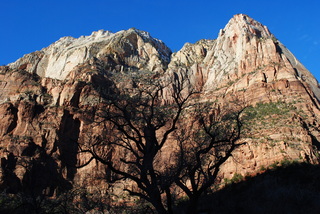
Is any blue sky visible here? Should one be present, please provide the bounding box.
[1,0,320,81]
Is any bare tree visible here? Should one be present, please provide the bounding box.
[78,71,195,214]
[173,102,245,214]
[78,71,245,214]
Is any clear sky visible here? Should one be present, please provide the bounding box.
[1,0,319,81]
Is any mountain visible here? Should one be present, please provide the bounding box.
[168,14,320,177]
[0,14,320,212]
[169,14,320,99]
[8,28,172,80]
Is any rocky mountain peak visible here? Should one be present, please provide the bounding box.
[52,29,114,47]
[168,14,320,102]
[8,28,171,80]
[221,14,273,39]
[89,29,112,38]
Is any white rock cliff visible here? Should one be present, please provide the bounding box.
[9,29,172,80]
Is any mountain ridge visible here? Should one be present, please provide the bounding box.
[7,14,320,92]
[169,14,320,100]
[8,27,172,80]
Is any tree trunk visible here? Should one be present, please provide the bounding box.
[151,201,169,214]
[148,188,169,214]
[186,196,199,214]
[165,188,174,214]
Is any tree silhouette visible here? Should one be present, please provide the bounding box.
[78,71,245,214]
[173,102,245,214]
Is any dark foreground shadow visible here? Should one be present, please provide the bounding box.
[2,160,320,214]
[177,162,320,214]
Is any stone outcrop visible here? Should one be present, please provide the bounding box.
[1,14,320,196]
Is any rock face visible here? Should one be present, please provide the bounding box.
[168,14,320,177]
[169,14,320,101]
[1,14,320,196]
[9,28,172,80]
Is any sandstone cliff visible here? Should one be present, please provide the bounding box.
[168,14,320,177]
[1,14,320,198]
[169,14,320,100]
[9,28,172,80]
